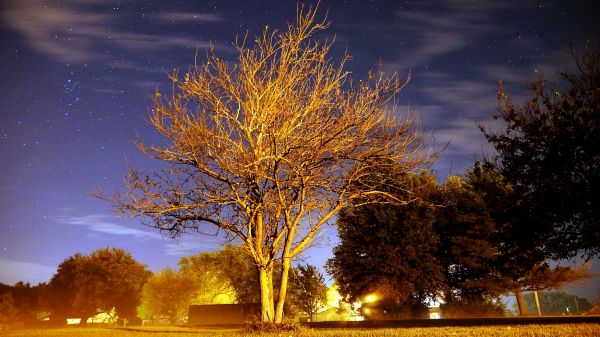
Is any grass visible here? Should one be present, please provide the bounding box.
[1,324,599,337]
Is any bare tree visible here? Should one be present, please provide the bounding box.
[106,5,430,323]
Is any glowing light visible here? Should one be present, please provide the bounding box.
[363,293,379,304]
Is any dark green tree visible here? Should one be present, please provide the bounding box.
[436,167,516,317]
[326,172,444,319]
[0,293,18,327]
[47,248,150,324]
[481,39,600,259]
[0,282,47,326]
[291,264,327,322]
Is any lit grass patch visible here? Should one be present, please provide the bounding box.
[1,324,599,337]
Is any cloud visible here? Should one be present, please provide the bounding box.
[1,0,227,65]
[418,77,498,115]
[155,12,223,23]
[0,257,56,285]
[2,0,110,63]
[57,213,223,256]
[163,237,222,257]
[58,214,161,240]
[394,0,534,67]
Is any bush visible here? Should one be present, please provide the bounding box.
[241,321,303,333]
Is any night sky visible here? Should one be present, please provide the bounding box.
[1,0,599,301]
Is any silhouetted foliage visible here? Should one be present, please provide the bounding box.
[0,293,18,327]
[521,264,593,292]
[436,163,523,317]
[291,264,327,321]
[327,171,445,318]
[0,282,47,327]
[47,248,150,324]
[482,38,600,259]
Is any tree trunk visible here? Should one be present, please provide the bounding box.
[274,255,291,323]
[259,265,275,322]
[515,288,528,316]
[533,288,542,316]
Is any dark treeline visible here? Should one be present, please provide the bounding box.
[327,39,600,319]
[0,245,328,328]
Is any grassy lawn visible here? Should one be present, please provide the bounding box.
[1,324,599,337]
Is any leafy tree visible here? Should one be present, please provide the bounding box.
[436,164,523,317]
[105,5,429,323]
[47,248,150,324]
[327,172,444,318]
[0,293,18,327]
[179,245,299,317]
[291,264,327,322]
[481,39,600,259]
[179,245,257,304]
[0,282,47,326]
[137,268,196,324]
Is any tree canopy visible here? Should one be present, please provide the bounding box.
[106,5,430,323]
[0,282,46,327]
[482,39,600,259]
[178,245,257,304]
[291,264,327,321]
[327,171,444,318]
[137,268,197,325]
[47,248,150,324]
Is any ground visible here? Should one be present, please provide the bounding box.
[1,324,599,337]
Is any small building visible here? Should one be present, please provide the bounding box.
[188,304,260,325]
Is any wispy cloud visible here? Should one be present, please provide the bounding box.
[155,12,223,24]
[1,0,227,65]
[417,76,498,115]
[2,0,109,63]
[163,237,222,257]
[395,0,533,67]
[58,214,223,256]
[0,257,56,285]
[58,214,161,240]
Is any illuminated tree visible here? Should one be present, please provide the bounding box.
[292,264,327,322]
[106,5,429,323]
[178,245,246,304]
[47,248,150,324]
[137,268,197,325]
